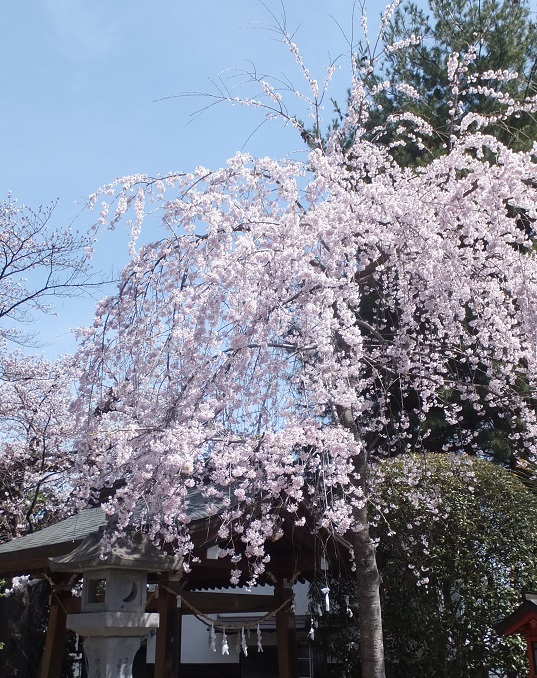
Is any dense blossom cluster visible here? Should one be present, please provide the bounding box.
[0,353,75,541]
[75,55,537,577]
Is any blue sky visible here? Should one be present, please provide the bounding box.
[2,0,383,355]
[11,1,536,356]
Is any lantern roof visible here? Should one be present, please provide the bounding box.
[49,530,183,573]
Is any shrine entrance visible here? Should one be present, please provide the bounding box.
[0,495,350,678]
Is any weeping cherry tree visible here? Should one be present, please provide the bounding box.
[73,11,537,678]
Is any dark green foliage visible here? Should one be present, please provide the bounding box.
[0,580,50,677]
[311,455,537,678]
[375,0,537,158]
[320,0,537,165]
[309,577,361,678]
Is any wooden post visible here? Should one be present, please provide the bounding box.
[154,579,182,678]
[39,589,69,678]
[275,580,299,678]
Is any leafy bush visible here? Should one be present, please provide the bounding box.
[311,455,537,678]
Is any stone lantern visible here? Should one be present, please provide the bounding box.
[496,592,537,677]
[49,530,183,678]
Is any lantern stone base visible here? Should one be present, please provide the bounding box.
[82,636,144,678]
[66,612,159,678]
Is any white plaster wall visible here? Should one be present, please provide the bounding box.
[179,582,309,664]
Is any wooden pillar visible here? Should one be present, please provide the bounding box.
[39,589,69,678]
[275,581,299,678]
[154,579,182,678]
[525,631,537,678]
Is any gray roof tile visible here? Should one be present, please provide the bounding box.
[0,488,217,557]
[0,508,107,555]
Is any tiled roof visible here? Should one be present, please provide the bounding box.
[0,488,217,558]
[0,507,108,556]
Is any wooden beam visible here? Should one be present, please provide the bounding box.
[61,597,81,614]
[275,582,299,678]
[146,589,277,614]
[154,579,181,678]
[181,591,277,614]
[39,589,69,678]
[0,542,85,577]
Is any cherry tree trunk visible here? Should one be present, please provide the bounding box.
[338,405,386,678]
[353,503,386,678]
